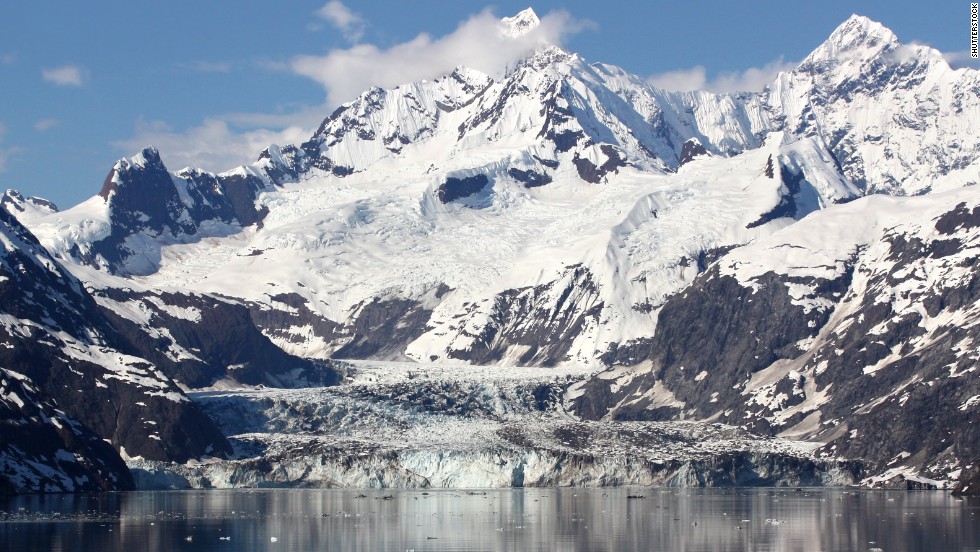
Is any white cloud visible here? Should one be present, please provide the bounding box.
[34,119,61,131]
[113,117,315,172]
[646,66,708,93]
[292,8,588,107]
[41,65,86,87]
[941,50,980,69]
[0,54,14,65]
[647,58,797,93]
[316,1,365,42]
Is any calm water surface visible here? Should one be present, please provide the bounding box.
[2,488,978,551]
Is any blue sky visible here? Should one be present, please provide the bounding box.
[1,1,976,208]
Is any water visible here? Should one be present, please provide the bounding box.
[1,488,978,551]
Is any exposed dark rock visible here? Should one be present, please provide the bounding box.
[953,460,980,496]
[573,155,603,184]
[0,368,134,494]
[447,265,603,366]
[1,190,59,214]
[81,147,271,274]
[550,130,585,153]
[677,138,709,168]
[93,289,342,389]
[573,145,628,184]
[508,167,553,188]
[247,296,346,354]
[935,202,980,235]
[577,266,848,423]
[333,290,445,360]
[533,155,560,169]
[436,175,491,204]
[746,163,805,228]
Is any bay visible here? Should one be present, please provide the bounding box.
[2,488,978,551]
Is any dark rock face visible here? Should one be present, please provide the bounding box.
[0,368,134,494]
[247,293,346,357]
[935,202,980,235]
[446,266,603,366]
[0,208,230,465]
[508,167,553,188]
[1,190,58,214]
[953,460,980,496]
[93,289,342,389]
[82,147,271,274]
[334,286,450,359]
[677,138,709,168]
[576,267,847,422]
[572,145,628,184]
[746,163,806,229]
[436,175,491,204]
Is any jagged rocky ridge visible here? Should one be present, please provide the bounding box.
[2,11,979,491]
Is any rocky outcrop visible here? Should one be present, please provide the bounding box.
[445,266,603,366]
[0,368,134,494]
[93,288,342,389]
[76,147,271,274]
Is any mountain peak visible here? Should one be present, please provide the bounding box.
[804,14,898,64]
[500,7,540,38]
[130,146,163,169]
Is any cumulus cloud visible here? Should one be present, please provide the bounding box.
[647,57,797,93]
[292,8,589,107]
[34,118,60,131]
[41,65,86,87]
[315,1,366,42]
[113,117,316,172]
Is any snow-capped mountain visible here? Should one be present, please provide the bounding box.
[766,15,980,196]
[3,10,979,492]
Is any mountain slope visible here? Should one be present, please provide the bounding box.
[0,207,230,466]
[0,368,134,494]
[575,188,980,486]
